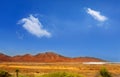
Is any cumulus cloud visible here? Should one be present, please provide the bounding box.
[18,15,51,38]
[86,8,107,22]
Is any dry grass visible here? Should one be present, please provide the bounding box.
[0,62,120,77]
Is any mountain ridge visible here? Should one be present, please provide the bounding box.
[0,52,105,62]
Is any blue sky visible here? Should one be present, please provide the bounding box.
[0,0,120,61]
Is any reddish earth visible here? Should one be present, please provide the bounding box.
[0,52,105,62]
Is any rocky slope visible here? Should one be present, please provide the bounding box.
[0,52,105,62]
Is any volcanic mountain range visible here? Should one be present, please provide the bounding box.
[0,52,105,62]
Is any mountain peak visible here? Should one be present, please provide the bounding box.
[0,52,105,62]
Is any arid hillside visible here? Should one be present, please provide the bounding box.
[0,52,105,62]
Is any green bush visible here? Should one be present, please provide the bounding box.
[99,67,112,77]
[38,72,84,77]
[0,70,11,77]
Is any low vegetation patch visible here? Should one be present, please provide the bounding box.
[0,70,11,77]
[38,72,84,77]
[99,67,112,77]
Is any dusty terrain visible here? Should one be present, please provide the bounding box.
[0,62,120,77]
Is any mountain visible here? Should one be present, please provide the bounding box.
[12,54,34,62]
[0,52,105,62]
[0,53,11,62]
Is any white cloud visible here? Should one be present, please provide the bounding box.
[18,15,51,38]
[86,8,107,22]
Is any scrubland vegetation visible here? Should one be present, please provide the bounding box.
[38,72,84,77]
[0,62,120,77]
[0,69,112,77]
